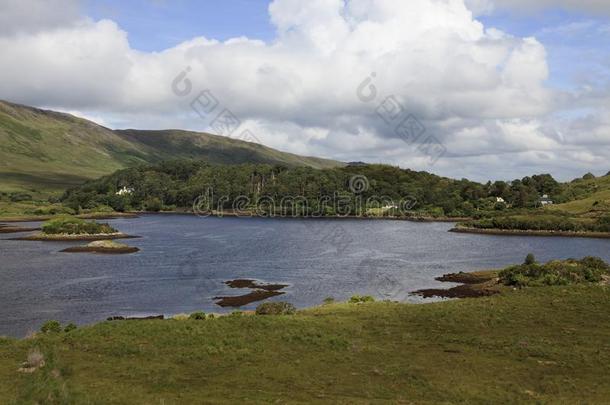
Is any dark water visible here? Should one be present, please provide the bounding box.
[1,214,609,337]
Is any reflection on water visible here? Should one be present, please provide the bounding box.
[1,214,609,337]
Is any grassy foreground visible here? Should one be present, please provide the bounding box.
[1,287,609,404]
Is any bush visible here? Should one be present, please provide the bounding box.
[499,257,610,287]
[144,197,163,212]
[255,302,296,315]
[323,297,335,305]
[189,312,206,320]
[524,253,536,265]
[9,192,32,202]
[40,320,62,334]
[494,202,507,211]
[63,323,77,333]
[349,295,375,304]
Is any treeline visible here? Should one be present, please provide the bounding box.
[59,160,583,217]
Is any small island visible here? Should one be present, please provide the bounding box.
[13,216,137,241]
[61,240,140,254]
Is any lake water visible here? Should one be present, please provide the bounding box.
[1,214,609,337]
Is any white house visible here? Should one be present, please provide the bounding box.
[116,186,134,196]
[495,197,505,203]
[539,194,554,206]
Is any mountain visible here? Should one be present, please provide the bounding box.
[0,100,342,195]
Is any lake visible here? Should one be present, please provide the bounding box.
[1,214,609,337]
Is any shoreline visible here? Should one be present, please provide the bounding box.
[61,245,140,254]
[450,226,610,239]
[0,225,40,233]
[10,232,140,242]
[133,210,470,223]
[0,212,138,223]
[412,270,502,299]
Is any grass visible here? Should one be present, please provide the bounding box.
[1,286,609,403]
[0,200,75,220]
[0,100,341,194]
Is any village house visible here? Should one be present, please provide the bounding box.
[116,186,134,196]
[539,194,554,206]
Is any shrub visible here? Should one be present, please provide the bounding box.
[499,257,610,287]
[40,320,62,334]
[189,312,206,320]
[144,197,163,212]
[524,253,536,265]
[255,302,296,315]
[494,202,507,211]
[229,311,243,317]
[323,297,335,305]
[349,295,375,304]
[9,192,32,202]
[63,323,77,333]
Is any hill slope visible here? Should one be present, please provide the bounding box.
[0,100,341,195]
[547,174,610,216]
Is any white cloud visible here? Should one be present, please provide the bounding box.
[465,0,610,16]
[0,0,607,181]
[0,0,82,36]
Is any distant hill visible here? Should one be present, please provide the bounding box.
[0,100,342,195]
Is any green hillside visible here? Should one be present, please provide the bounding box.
[547,174,610,216]
[0,100,341,196]
[115,129,339,169]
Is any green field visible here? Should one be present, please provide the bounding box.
[2,286,609,404]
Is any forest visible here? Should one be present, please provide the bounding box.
[60,161,585,218]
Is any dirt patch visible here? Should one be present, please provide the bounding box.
[414,284,500,299]
[413,271,501,299]
[435,270,497,285]
[215,279,290,307]
[225,279,288,291]
[107,315,164,321]
[214,290,286,307]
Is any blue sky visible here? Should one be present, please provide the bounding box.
[86,0,275,51]
[480,10,610,91]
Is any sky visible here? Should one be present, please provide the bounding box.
[0,0,609,182]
